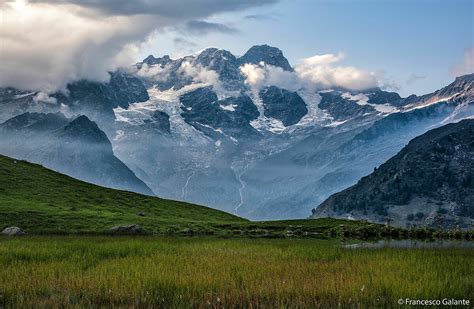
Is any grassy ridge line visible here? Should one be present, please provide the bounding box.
[0,155,245,234]
[1,154,472,238]
[0,154,391,236]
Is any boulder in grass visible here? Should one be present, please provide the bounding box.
[110,224,144,235]
[1,226,25,236]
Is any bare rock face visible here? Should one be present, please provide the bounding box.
[312,119,474,229]
[0,113,154,196]
[259,86,308,126]
[179,87,259,138]
[110,224,145,235]
[1,226,25,236]
[239,44,293,72]
[318,91,375,121]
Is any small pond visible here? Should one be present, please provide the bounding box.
[343,239,474,249]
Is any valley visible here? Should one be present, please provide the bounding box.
[1,46,472,223]
[1,153,471,238]
[1,1,472,308]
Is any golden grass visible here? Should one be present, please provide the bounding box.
[0,237,472,307]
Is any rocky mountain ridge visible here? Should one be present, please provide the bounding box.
[312,119,474,229]
[0,112,153,195]
[0,44,472,220]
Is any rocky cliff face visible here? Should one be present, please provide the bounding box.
[56,71,149,123]
[238,44,293,71]
[179,87,259,138]
[195,48,244,90]
[312,119,474,229]
[260,86,308,126]
[0,112,153,195]
[318,91,375,121]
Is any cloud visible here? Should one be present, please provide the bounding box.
[33,92,58,104]
[292,52,380,91]
[300,53,344,66]
[240,62,301,92]
[29,0,277,17]
[1,1,152,92]
[240,53,380,92]
[371,70,400,91]
[173,38,198,49]
[181,20,239,35]
[179,61,221,86]
[406,73,426,85]
[135,63,174,82]
[172,38,199,56]
[295,53,379,91]
[136,59,229,94]
[296,65,378,91]
[244,13,278,21]
[450,47,474,77]
[0,0,276,92]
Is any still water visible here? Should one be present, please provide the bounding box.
[343,239,474,249]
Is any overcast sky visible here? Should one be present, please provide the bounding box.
[1,0,473,96]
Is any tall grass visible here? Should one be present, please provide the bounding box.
[0,237,472,307]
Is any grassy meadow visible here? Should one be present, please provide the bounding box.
[3,154,472,240]
[0,236,472,308]
[0,155,387,237]
[0,154,246,235]
[1,149,473,307]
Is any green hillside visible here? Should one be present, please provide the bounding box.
[0,155,245,234]
[2,154,467,238]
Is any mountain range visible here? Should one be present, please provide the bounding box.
[0,44,472,224]
[0,112,152,195]
[312,119,474,229]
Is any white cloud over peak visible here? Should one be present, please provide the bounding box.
[136,60,230,95]
[295,53,378,91]
[240,62,300,91]
[135,63,172,82]
[33,92,57,104]
[0,0,275,92]
[0,1,160,92]
[178,61,221,88]
[300,52,344,66]
[240,53,379,92]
